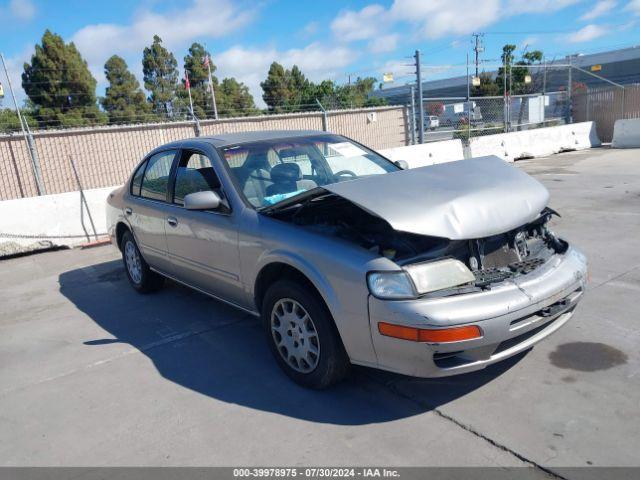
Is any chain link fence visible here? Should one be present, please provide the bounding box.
[407,91,570,144]
[0,105,408,201]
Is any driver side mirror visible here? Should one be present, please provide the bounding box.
[184,190,222,210]
[394,160,409,170]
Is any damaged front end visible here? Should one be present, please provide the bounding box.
[263,191,568,298]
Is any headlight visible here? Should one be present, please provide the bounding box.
[367,271,416,299]
[404,259,475,294]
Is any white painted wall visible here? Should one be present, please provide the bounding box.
[0,186,118,247]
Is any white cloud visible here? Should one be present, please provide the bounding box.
[8,0,36,20]
[71,0,256,77]
[581,0,616,19]
[330,4,388,41]
[215,43,358,108]
[368,34,399,53]
[504,0,581,15]
[624,0,640,14]
[520,36,539,49]
[0,0,36,22]
[390,0,501,39]
[568,23,608,42]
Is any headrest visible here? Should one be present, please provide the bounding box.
[270,162,302,183]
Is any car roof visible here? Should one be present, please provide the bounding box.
[176,130,331,149]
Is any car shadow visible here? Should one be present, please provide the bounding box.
[58,259,528,426]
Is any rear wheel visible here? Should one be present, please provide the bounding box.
[121,230,164,293]
[262,280,350,389]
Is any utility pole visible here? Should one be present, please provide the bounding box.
[472,33,484,78]
[567,55,573,124]
[409,85,416,145]
[1,52,45,195]
[415,50,425,144]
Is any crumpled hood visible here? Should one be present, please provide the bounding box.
[323,155,549,240]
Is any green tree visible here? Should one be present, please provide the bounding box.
[471,72,500,97]
[101,55,150,124]
[218,77,257,117]
[21,30,105,128]
[333,77,386,108]
[142,35,179,117]
[496,45,543,95]
[261,62,291,112]
[0,108,37,133]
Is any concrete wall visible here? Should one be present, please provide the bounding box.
[468,122,600,161]
[0,185,116,248]
[611,118,640,147]
[0,106,408,201]
[380,139,465,167]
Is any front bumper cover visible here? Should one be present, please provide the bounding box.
[368,246,588,377]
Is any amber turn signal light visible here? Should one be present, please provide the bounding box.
[378,322,482,343]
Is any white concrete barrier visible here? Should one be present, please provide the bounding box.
[0,186,117,248]
[559,121,601,150]
[380,139,465,168]
[611,118,640,148]
[468,122,600,161]
[468,134,513,162]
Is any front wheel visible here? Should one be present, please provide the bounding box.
[121,230,164,293]
[262,280,350,389]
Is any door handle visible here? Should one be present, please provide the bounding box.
[124,207,132,216]
[166,216,178,227]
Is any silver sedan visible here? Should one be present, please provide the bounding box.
[107,130,588,388]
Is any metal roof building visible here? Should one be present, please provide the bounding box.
[371,46,640,104]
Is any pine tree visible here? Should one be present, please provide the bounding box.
[101,55,150,124]
[218,78,257,117]
[180,42,217,119]
[142,35,179,117]
[261,62,290,112]
[22,30,105,128]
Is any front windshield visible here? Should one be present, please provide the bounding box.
[219,134,399,208]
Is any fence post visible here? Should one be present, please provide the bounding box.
[415,50,425,144]
[1,52,46,195]
[315,99,328,131]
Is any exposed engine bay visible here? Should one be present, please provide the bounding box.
[265,192,568,292]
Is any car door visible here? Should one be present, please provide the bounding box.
[127,149,178,273]
[164,148,244,306]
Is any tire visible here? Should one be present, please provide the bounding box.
[121,230,164,293]
[262,279,350,389]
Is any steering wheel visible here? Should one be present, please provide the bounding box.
[334,170,358,178]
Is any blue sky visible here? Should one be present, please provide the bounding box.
[1,0,639,107]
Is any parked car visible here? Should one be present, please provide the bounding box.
[424,115,440,130]
[107,130,587,388]
[441,102,482,127]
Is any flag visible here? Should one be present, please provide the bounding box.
[184,71,190,90]
[382,72,393,83]
[203,55,210,68]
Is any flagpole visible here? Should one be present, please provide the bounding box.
[185,70,195,120]
[206,54,218,119]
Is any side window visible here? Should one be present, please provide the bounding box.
[130,160,147,196]
[173,151,221,206]
[140,150,176,201]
